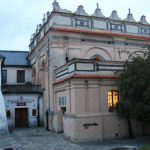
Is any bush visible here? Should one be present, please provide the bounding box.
[140,146,150,150]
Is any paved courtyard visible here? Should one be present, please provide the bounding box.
[0,128,149,150]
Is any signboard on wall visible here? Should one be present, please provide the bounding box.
[17,102,26,106]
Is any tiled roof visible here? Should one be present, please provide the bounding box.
[0,50,31,66]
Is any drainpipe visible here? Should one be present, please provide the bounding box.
[46,36,50,131]
[37,95,41,127]
[48,37,50,110]
[101,116,104,141]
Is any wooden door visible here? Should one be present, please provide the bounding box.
[15,108,28,128]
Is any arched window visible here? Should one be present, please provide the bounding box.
[90,54,104,61]
[32,67,36,84]
[41,60,45,71]
[108,90,119,112]
[41,60,46,87]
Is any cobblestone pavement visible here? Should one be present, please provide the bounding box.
[0,128,149,150]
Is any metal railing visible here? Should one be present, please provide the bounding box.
[2,84,43,94]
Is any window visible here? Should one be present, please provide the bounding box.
[58,96,67,106]
[108,90,119,112]
[2,70,7,83]
[59,97,61,105]
[32,67,36,84]
[62,97,64,105]
[6,110,11,118]
[32,109,36,116]
[17,70,25,83]
[76,19,89,27]
[114,25,118,30]
[80,21,85,26]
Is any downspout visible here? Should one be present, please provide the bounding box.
[37,95,42,127]
[48,37,50,109]
[46,36,50,131]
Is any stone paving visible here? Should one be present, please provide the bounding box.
[0,128,149,150]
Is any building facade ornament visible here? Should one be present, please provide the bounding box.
[52,0,71,13]
[42,14,46,24]
[36,25,39,33]
[109,10,121,20]
[92,3,105,18]
[75,5,89,16]
[124,9,136,22]
[52,0,60,11]
[139,15,149,24]
[46,11,50,19]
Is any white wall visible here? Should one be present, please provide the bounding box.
[4,94,43,128]
[2,67,32,84]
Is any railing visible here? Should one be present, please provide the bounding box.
[2,84,43,94]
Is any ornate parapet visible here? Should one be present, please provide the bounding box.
[29,0,150,51]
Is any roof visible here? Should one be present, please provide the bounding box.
[0,54,5,59]
[0,50,31,67]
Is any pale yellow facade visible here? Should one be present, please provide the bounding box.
[28,0,150,141]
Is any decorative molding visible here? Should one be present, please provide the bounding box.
[141,27,150,35]
[124,9,136,22]
[110,23,123,32]
[92,3,105,18]
[75,18,90,27]
[75,5,89,16]
[139,15,149,25]
[109,10,121,20]
[52,0,71,13]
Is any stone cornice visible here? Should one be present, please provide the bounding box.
[51,26,150,41]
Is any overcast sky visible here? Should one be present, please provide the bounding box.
[0,0,150,51]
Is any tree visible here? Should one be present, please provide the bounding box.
[116,50,150,138]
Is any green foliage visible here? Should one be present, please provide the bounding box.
[116,50,150,123]
[139,146,150,150]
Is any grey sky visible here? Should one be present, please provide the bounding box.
[0,0,150,51]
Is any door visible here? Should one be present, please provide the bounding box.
[15,108,28,128]
[58,107,66,132]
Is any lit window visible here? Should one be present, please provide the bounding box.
[108,90,119,112]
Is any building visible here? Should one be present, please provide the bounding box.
[0,51,43,129]
[0,0,149,141]
[28,0,150,141]
[0,54,8,133]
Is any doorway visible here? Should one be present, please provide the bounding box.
[58,107,66,132]
[15,108,28,128]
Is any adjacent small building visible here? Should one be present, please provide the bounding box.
[0,51,43,129]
